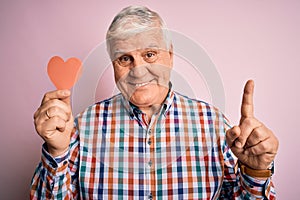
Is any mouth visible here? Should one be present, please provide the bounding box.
[128,79,154,88]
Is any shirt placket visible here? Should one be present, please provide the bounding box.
[140,113,157,200]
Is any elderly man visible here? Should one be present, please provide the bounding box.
[31,6,278,199]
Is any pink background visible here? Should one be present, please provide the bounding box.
[1,1,299,199]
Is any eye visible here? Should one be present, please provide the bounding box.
[117,55,132,66]
[146,52,155,58]
[143,51,157,63]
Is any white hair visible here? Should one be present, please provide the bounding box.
[106,6,172,59]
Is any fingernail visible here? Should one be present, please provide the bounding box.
[235,141,242,148]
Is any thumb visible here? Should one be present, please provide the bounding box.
[226,126,241,148]
[59,90,72,105]
[42,90,71,105]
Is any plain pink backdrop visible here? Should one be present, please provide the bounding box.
[1,1,299,199]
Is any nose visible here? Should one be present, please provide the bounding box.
[129,55,148,78]
[132,54,147,68]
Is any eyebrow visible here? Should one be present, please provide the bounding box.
[113,50,126,58]
[113,44,160,57]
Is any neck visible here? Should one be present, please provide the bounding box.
[139,104,162,123]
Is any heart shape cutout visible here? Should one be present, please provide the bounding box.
[47,56,82,90]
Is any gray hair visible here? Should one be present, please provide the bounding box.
[106,6,172,59]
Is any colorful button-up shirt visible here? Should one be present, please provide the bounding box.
[30,91,276,199]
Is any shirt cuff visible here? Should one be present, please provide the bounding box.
[239,171,273,198]
[41,143,70,177]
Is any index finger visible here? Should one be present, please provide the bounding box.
[241,80,254,119]
[41,90,71,105]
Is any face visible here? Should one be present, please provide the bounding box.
[109,28,173,108]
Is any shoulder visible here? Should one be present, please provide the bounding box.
[173,92,221,113]
[173,91,230,124]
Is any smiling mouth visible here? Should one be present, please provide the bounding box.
[128,80,154,87]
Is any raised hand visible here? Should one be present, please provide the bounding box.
[226,80,279,170]
[34,90,74,157]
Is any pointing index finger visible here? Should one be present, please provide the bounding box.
[241,80,255,119]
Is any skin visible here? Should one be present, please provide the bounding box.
[226,80,279,172]
[33,90,73,157]
[34,25,278,174]
[110,28,173,119]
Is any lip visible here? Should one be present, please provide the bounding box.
[127,79,154,87]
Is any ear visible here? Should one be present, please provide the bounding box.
[169,44,174,67]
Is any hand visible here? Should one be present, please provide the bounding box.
[226,80,279,170]
[34,90,74,157]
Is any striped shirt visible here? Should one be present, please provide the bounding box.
[30,90,276,199]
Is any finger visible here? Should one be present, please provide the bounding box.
[41,90,71,105]
[236,118,262,148]
[34,90,71,119]
[244,140,275,156]
[40,99,72,118]
[226,126,241,147]
[43,117,67,136]
[34,107,67,134]
[241,80,254,120]
[46,106,70,122]
[35,115,65,137]
[245,125,270,148]
[33,108,41,119]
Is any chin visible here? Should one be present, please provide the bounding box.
[126,86,168,107]
[130,95,156,107]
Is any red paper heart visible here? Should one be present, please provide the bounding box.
[47,56,82,90]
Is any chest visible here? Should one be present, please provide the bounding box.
[78,117,224,199]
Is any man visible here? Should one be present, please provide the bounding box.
[31,6,279,199]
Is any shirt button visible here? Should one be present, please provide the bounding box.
[148,160,152,167]
[130,113,134,118]
[148,192,153,200]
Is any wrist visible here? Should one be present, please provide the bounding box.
[238,161,274,179]
[47,145,69,157]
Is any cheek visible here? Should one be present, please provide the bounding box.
[113,65,128,83]
[149,63,172,79]
[159,52,173,66]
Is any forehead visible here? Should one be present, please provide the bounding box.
[109,28,167,57]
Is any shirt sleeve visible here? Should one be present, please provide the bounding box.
[220,116,276,199]
[30,126,79,200]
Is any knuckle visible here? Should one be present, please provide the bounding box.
[51,116,61,123]
[33,111,39,119]
[246,134,258,147]
[49,106,60,114]
[35,123,43,135]
[44,92,51,98]
[65,109,72,119]
[260,142,268,152]
[51,99,60,105]
[252,128,260,139]
[42,133,52,141]
[53,116,66,125]
[248,147,257,155]
[43,92,52,101]
[229,126,239,138]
